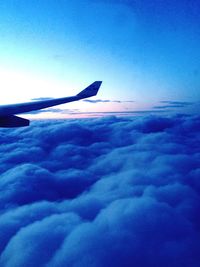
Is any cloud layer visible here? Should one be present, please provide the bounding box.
[0,114,200,267]
[154,101,194,110]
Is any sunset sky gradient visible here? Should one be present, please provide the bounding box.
[0,0,199,116]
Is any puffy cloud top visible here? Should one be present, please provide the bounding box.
[0,115,200,267]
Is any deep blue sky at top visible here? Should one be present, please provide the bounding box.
[0,0,199,113]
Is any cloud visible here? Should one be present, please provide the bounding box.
[83,99,135,104]
[64,110,167,118]
[83,99,135,103]
[153,101,194,110]
[160,101,193,105]
[0,114,200,266]
[83,99,113,103]
[154,105,185,109]
[26,108,64,114]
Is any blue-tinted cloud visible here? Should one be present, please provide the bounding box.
[83,99,113,103]
[83,99,135,104]
[0,114,200,266]
[83,99,135,103]
[154,105,185,109]
[153,101,194,110]
[160,101,193,105]
[26,108,64,114]
[161,101,193,106]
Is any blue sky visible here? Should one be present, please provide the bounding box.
[0,0,199,116]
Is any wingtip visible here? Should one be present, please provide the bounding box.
[95,81,102,86]
[93,81,102,95]
[77,81,102,98]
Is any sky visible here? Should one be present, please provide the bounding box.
[0,0,199,117]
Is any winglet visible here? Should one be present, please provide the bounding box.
[76,81,102,99]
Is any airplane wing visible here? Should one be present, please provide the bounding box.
[0,81,102,127]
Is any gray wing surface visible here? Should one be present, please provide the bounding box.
[0,81,102,127]
[0,81,102,116]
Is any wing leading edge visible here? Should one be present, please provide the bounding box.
[0,81,102,127]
